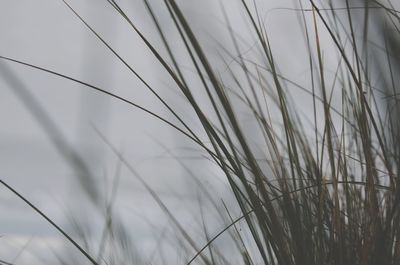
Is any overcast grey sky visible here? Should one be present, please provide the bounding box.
[0,0,339,263]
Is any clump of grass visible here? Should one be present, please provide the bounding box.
[1,0,400,264]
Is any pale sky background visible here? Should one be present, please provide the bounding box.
[0,0,359,264]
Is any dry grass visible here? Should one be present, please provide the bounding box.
[1,0,400,264]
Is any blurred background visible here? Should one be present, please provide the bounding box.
[1,0,396,264]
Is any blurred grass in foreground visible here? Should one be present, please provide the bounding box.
[1,0,400,264]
